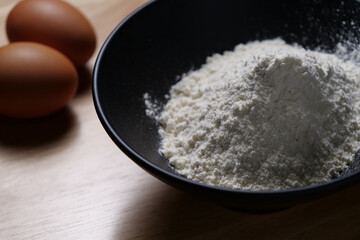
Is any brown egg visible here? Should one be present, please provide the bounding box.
[6,0,96,67]
[0,42,78,118]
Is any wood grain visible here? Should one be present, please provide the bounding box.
[0,0,360,239]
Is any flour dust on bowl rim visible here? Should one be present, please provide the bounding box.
[92,0,360,211]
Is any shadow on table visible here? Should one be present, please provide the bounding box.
[76,65,92,97]
[117,181,360,240]
[0,107,76,149]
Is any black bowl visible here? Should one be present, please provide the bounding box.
[93,0,360,211]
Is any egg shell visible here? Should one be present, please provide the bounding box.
[6,0,96,67]
[0,42,78,118]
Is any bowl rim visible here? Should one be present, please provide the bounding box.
[92,0,360,198]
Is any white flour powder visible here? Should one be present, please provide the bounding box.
[152,39,360,190]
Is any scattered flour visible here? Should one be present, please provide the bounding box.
[146,39,360,190]
[144,93,162,121]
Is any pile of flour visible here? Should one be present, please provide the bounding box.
[153,39,360,190]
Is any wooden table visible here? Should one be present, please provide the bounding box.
[1,0,360,239]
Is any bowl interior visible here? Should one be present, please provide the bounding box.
[94,0,360,190]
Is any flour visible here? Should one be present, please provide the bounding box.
[144,93,162,121]
[149,39,360,190]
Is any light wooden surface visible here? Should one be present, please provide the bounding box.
[1,0,360,239]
